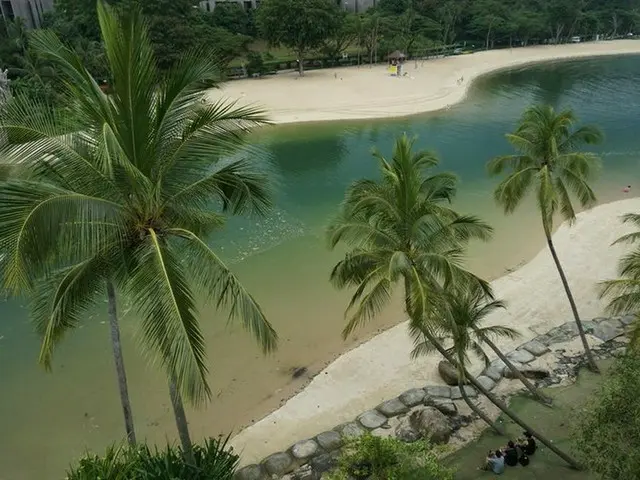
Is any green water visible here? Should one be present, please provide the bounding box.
[2,56,640,479]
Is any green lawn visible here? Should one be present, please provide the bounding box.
[446,361,612,479]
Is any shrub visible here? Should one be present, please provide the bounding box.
[66,436,239,480]
[326,434,454,480]
[572,350,640,480]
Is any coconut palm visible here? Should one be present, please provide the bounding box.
[599,213,640,348]
[0,1,277,456]
[487,104,603,372]
[411,286,552,412]
[329,134,580,469]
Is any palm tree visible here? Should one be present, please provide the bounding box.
[411,287,552,410]
[487,104,603,373]
[329,134,580,469]
[0,1,277,456]
[599,213,640,348]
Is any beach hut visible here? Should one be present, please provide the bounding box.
[387,50,406,76]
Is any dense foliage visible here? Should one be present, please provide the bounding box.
[572,351,640,480]
[66,437,239,480]
[326,434,454,480]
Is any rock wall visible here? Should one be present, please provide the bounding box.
[234,316,633,480]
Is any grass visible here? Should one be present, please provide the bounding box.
[446,360,613,479]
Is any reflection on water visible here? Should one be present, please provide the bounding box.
[2,55,640,480]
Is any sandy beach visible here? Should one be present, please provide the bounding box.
[208,40,640,124]
[231,197,640,464]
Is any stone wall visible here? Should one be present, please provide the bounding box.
[235,315,633,480]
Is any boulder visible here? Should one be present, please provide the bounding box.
[450,385,477,400]
[482,364,504,382]
[263,452,294,477]
[409,407,451,444]
[427,398,458,416]
[424,385,452,398]
[357,410,387,430]
[399,388,426,407]
[438,360,463,386]
[394,417,421,443]
[290,465,315,480]
[507,349,535,364]
[521,340,549,357]
[377,398,409,417]
[620,315,636,326]
[310,451,340,474]
[475,375,496,392]
[504,366,550,380]
[335,422,366,439]
[315,431,342,451]
[591,321,624,342]
[234,464,266,480]
[291,439,319,460]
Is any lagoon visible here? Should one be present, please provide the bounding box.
[1,55,640,479]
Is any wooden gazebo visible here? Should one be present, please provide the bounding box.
[387,50,407,63]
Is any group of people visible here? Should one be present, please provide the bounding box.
[481,431,537,475]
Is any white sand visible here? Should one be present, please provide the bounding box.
[231,198,640,464]
[208,40,640,124]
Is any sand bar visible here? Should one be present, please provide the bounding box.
[208,40,640,124]
[231,198,640,464]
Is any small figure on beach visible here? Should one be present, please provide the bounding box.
[517,431,537,456]
[502,441,519,467]
[623,185,631,193]
[480,450,505,474]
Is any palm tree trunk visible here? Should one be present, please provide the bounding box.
[169,378,195,465]
[423,331,580,469]
[482,336,552,405]
[106,280,136,445]
[458,379,505,436]
[544,228,599,373]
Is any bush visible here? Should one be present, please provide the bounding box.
[66,436,239,480]
[572,350,640,480]
[326,434,454,480]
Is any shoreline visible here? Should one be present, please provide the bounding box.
[207,40,640,125]
[230,197,640,465]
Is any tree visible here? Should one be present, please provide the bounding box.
[0,1,277,457]
[411,287,552,408]
[210,1,251,35]
[329,134,581,469]
[321,12,358,63]
[469,0,506,49]
[599,212,640,347]
[256,0,341,76]
[487,104,603,373]
[572,351,640,479]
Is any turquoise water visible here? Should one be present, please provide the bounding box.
[2,55,640,479]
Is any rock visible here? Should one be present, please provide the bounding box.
[315,431,342,451]
[561,321,580,336]
[409,407,451,444]
[438,360,463,386]
[620,315,636,326]
[521,340,550,357]
[534,334,552,346]
[263,452,294,477]
[394,417,421,443]
[591,321,624,342]
[424,385,452,398]
[377,398,409,417]
[483,364,504,382]
[507,349,535,364]
[499,361,523,377]
[290,465,315,480]
[291,439,319,460]
[427,398,458,416]
[504,366,550,380]
[234,464,266,480]
[475,375,496,391]
[357,410,387,430]
[335,422,366,438]
[399,388,426,407]
[310,451,340,474]
[450,385,477,400]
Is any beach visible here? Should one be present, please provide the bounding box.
[208,40,640,124]
[230,197,640,464]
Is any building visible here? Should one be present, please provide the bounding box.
[199,0,374,13]
[0,0,53,28]
[342,0,375,12]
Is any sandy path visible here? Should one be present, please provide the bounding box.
[208,40,640,124]
[231,197,640,464]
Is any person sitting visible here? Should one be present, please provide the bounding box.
[518,431,537,455]
[502,441,519,467]
[481,450,505,474]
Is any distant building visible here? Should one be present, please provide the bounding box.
[0,0,53,29]
[342,0,375,12]
[199,0,374,13]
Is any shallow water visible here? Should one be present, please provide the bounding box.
[2,56,640,479]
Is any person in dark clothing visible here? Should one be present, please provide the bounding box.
[518,431,537,455]
[502,441,519,467]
